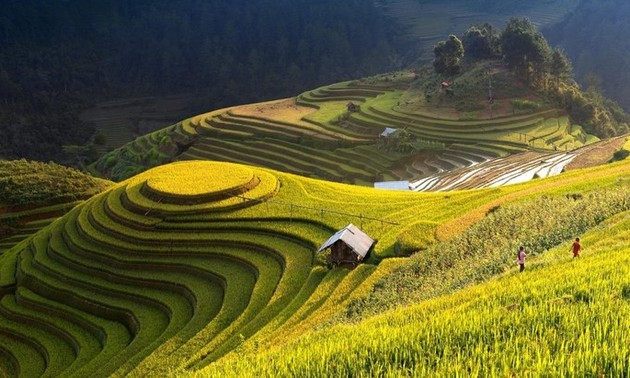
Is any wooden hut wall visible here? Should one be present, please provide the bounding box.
[330,241,357,263]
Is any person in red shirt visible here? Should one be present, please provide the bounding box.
[571,238,581,258]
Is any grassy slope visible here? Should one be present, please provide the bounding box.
[92,62,600,185]
[64,0,577,158]
[0,156,627,376]
[196,158,630,376]
[0,160,112,254]
[0,160,111,206]
[200,209,630,376]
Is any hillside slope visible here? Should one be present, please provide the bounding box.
[201,208,630,376]
[0,156,628,376]
[545,0,630,111]
[93,63,604,190]
[0,160,112,254]
[0,0,407,163]
[380,0,578,62]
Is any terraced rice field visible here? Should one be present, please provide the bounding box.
[2,160,450,376]
[94,72,600,191]
[410,135,621,192]
[2,156,630,376]
[180,85,596,187]
[200,208,630,377]
[0,202,83,255]
[0,160,112,256]
[1,161,311,376]
[81,96,193,150]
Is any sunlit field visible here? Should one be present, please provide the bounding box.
[0,155,628,376]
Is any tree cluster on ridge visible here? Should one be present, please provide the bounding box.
[432,18,630,138]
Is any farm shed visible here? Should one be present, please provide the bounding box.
[380,127,398,138]
[374,180,410,191]
[346,102,360,112]
[318,224,374,268]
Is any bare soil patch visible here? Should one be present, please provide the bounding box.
[566,136,628,170]
[231,97,316,126]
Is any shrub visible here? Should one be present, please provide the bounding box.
[0,160,110,205]
[94,132,107,145]
[512,99,542,111]
[611,149,629,162]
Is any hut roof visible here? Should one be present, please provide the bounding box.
[380,127,398,137]
[317,223,374,258]
[374,180,410,191]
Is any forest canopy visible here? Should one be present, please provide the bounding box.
[432,18,630,138]
[2,0,628,164]
[0,0,410,162]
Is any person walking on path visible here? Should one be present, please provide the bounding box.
[571,238,581,258]
[518,246,526,272]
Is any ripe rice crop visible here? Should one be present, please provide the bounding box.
[197,210,630,377]
[1,156,628,376]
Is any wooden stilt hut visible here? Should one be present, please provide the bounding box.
[317,224,374,269]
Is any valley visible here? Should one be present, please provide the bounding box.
[1,3,629,377]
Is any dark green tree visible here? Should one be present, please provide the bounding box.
[583,72,603,93]
[433,35,464,76]
[500,18,551,81]
[461,23,500,60]
[549,48,573,86]
[385,128,416,154]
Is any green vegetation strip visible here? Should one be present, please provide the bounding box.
[225,111,340,140]
[0,347,17,377]
[186,142,313,180]
[260,265,377,350]
[0,160,110,206]
[0,201,83,220]
[122,170,279,215]
[198,209,630,377]
[15,287,132,378]
[0,294,84,375]
[350,185,630,318]
[144,161,255,198]
[236,266,329,347]
[57,191,317,375]
[61,217,265,377]
[194,138,351,181]
[17,233,175,376]
[58,203,283,375]
[0,332,47,378]
[4,158,628,376]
